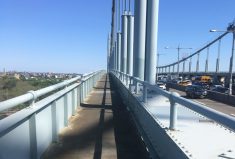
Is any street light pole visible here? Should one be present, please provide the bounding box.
[189,52,192,72]
[165,45,192,77]
[177,45,180,77]
[156,53,165,82]
[210,21,235,95]
[229,30,235,95]
[205,47,209,72]
[216,39,221,73]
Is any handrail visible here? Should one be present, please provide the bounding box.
[158,71,235,74]
[0,70,105,159]
[0,82,79,137]
[112,70,235,132]
[0,71,99,112]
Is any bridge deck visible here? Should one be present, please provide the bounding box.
[42,74,149,159]
[146,93,235,159]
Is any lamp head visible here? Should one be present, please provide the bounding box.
[210,29,217,32]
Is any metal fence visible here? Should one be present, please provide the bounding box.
[0,70,105,159]
[112,70,235,131]
[111,70,235,158]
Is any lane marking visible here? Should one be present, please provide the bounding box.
[230,114,235,117]
[192,100,206,106]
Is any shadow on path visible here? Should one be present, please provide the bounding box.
[42,74,150,159]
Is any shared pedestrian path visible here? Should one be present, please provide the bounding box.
[42,74,149,159]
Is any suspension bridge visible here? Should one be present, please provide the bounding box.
[0,0,235,159]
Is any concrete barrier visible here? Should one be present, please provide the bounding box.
[207,90,235,107]
[167,82,235,107]
[166,83,186,92]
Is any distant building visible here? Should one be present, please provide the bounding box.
[13,73,20,80]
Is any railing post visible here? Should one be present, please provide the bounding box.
[89,78,91,91]
[92,76,95,87]
[85,80,87,96]
[81,80,84,103]
[80,75,84,103]
[77,86,80,107]
[28,90,38,107]
[135,81,139,94]
[29,113,37,159]
[28,90,39,158]
[90,77,92,91]
[169,92,180,130]
[72,89,76,115]
[129,77,133,91]
[64,94,68,126]
[51,100,58,142]
[142,84,147,103]
[85,80,88,97]
[87,78,89,92]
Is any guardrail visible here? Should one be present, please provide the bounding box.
[0,70,105,159]
[166,82,235,106]
[112,70,235,132]
[0,71,95,112]
[157,71,235,75]
[111,70,235,158]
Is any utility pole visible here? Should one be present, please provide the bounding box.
[228,22,235,95]
[165,45,192,77]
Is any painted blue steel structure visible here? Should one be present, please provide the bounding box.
[1,0,235,158]
[0,71,105,159]
[107,0,235,158]
[111,70,235,159]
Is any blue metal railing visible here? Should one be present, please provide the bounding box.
[0,70,105,159]
[112,70,235,131]
[111,70,235,159]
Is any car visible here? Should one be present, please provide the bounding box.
[193,81,210,90]
[171,79,181,84]
[185,85,207,98]
[178,80,192,86]
[211,85,229,94]
[192,75,212,84]
[157,82,166,90]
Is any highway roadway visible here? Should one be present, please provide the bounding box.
[169,88,235,117]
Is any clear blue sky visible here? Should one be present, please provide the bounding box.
[0,0,235,73]
[158,0,235,72]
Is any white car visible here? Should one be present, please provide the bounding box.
[157,82,166,90]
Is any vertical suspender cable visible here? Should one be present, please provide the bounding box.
[121,11,128,73]
[127,15,134,76]
[122,0,125,14]
[133,0,147,80]
[110,0,115,70]
[118,0,120,31]
[145,0,159,84]
[117,0,122,72]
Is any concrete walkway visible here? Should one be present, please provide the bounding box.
[43,74,149,159]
